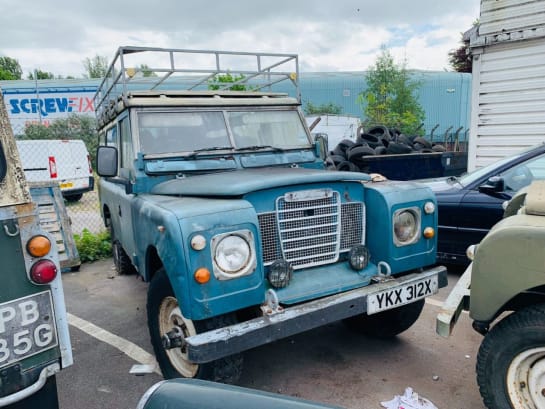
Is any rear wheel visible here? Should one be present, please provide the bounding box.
[477,305,545,409]
[343,299,425,338]
[64,193,83,202]
[111,226,136,275]
[147,269,243,383]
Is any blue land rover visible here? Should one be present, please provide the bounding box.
[95,46,447,383]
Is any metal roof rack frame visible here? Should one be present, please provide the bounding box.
[94,46,300,124]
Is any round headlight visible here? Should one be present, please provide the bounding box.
[214,235,251,274]
[394,209,419,245]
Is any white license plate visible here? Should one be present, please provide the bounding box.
[0,291,58,368]
[367,275,439,315]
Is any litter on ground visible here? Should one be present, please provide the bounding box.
[380,387,438,409]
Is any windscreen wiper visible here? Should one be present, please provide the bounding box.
[182,146,233,158]
[234,145,285,152]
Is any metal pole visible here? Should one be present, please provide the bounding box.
[35,69,42,125]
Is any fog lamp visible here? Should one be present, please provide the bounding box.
[268,260,292,288]
[349,245,369,271]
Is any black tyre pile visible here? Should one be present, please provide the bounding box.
[325,125,447,171]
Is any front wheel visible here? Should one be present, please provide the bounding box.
[147,269,243,383]
[477,305,545,409]
[343,299,425,338]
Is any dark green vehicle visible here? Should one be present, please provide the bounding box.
[137,379,341,409]
[0,90,72,408]
[437,180,545,409]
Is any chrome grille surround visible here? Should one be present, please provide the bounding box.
[257,189,365,269]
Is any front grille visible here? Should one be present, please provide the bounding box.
[257,193,365,269]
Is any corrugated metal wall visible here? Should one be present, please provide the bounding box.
[294,71,471,141]
[468,0,545,170]
[480,0,545,36]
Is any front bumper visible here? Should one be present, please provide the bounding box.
[186,265,447,363]
[436,263,472,338]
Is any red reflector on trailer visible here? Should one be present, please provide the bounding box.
[48,156,57,179]
[30,260,58,284]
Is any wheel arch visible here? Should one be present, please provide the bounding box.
[477,285,545,328]
[145,245,164,282]
[102,204,111,228]
[500,285,545,318]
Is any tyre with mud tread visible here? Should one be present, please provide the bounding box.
[111,226,136,275]
[413,137,432,149]
[476,304,545,409]
[343,299,425,338]
[147,269,243,383]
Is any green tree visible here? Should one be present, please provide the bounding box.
[20,114,99,168]
[208,73,247,91]
[358,48,425,135]
[0,56,23,80]
[83,55,109,79]
[140,64,157,77]
[27,69,55,80]
[304,101,342,115]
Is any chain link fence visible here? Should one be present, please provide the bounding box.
[13,122,105,235]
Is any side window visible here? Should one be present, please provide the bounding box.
[501,153,545,192]
[106,127,118,148]
[119,117,134,171]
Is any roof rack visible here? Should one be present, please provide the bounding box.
[94,46,300,122]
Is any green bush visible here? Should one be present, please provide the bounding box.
[74,229,112,262]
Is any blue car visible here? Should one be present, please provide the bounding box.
[423,143,545,265]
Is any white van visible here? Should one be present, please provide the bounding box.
[16,139,94,201]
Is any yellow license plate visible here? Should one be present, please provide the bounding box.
[60,182,74,189]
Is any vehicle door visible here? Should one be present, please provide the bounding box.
[109,114,138,265]
[459,152,545,250]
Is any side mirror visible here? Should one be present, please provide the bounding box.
[313,133,329,160]
[96,146,118,177]
[479,176,509,199]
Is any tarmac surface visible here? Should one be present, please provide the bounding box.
[57,259,486,409]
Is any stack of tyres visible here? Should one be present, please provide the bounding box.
[325,125,448,176]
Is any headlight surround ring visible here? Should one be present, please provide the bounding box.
[393,207,421,246]
[211,230,256,280]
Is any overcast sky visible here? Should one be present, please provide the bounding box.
[0,0,480,78]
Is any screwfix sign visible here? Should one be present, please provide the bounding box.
[3,89,96,130]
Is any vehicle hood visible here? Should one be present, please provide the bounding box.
[151,168,371,197]
[417,177,461,194]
